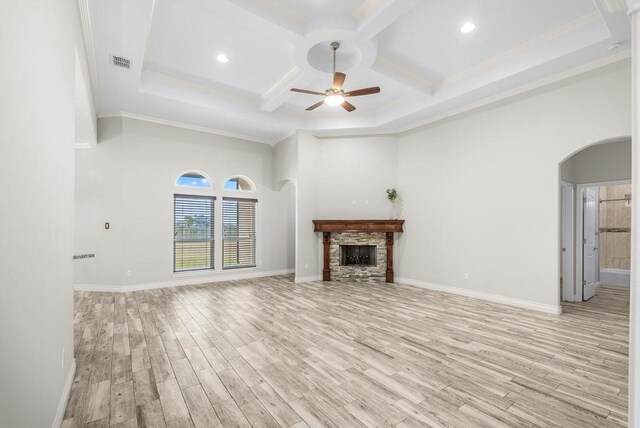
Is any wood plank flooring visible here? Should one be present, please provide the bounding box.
[63,277,629,427]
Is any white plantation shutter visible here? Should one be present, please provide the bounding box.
[174,194,215,272]
[223,197,257,269]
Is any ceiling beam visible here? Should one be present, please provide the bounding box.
[259,67,318,112]
[213,0,306,45]
[354,0,422,37]
[370,56,433,95]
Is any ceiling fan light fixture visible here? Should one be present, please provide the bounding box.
[290,41,380,112]
[460,22,476,33]
[325,93,344,106]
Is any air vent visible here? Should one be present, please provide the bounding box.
[111,54,131,69]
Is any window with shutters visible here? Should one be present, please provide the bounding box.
[174,194,215,272]
[222,197,257,269]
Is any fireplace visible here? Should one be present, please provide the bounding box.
[313,220,404,283]
[340,245,377,266]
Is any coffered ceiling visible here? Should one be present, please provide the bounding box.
[84,0,631,144]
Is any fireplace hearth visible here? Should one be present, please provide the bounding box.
[340,245,377,266]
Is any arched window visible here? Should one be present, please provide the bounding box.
[223,175,255,192]
[176,171,213,189]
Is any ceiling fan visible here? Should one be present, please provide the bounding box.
[290,41,380,112]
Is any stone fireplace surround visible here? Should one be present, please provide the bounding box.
[313,220,405,283]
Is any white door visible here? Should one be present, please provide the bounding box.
[582,187,599,300]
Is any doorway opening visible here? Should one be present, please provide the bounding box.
[559,137,631,303]
[574,181,631,302]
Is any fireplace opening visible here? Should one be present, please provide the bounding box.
[340,245,377,266]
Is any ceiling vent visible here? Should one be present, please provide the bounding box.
[111,54,131,70]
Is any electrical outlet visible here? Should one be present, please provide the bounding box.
[352,200,356,205]
[464,273,470,280]
[364,199,369,205]
[61,348,65,369]
[304,263,309,269]
[126,269,132,277]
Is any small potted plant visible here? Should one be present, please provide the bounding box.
[386,188,399,219]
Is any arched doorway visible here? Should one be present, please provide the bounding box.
[559,136,631,303]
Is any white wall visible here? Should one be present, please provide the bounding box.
[74,117,294,287]
[0,0,77,426]
[295,132,322,281]
[397,60,631,312]
[561,139,632,183]
[316,136,398,219]
[292,133,400,281]
[273,135,299,275]
[273,134,298,186]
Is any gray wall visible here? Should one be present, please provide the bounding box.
[396,60,631,311]
[74,117,295,287]
[0,0,77,425]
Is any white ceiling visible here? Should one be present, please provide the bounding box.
[85,0,631,144]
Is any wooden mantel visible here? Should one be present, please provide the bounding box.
[313,219,404,283]
[313,219,404,233]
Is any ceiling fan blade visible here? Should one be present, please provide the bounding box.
[341,100,356,112]
[344,86,380,97]
[306,100,325,111]
[332,72,346,90]
[291,88,325,96]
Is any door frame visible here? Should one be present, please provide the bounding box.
[560,181,575,302]
[575,179,630,302]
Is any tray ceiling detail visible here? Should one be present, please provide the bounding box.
[85,0,631,143]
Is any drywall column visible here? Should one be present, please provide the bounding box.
[0,0,77,426]
[629,1,640,426]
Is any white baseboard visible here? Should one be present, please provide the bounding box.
[74,269,294,292]
[52,359,76,428]
[396,277,561,315]
[294,275,322,283]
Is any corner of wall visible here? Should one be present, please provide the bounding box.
[52,359,76,428]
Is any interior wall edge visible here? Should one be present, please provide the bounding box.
[51,360,76,428]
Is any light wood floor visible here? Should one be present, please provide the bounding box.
[63,277,629,427]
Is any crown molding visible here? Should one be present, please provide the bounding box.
[98,111,278,145]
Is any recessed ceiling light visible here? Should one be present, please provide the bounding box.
[216,53,229,63]
[460,22,476,33]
